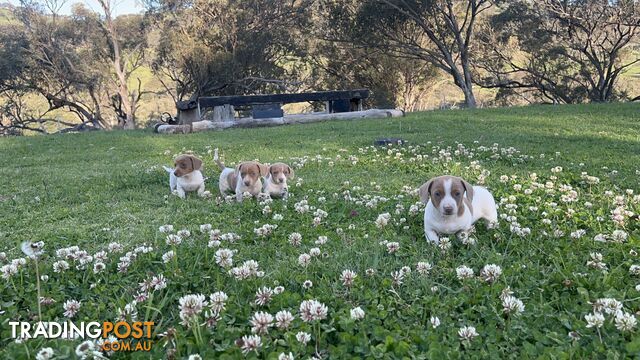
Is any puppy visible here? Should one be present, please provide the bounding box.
[419,175,498,244]
[214,149,268,202]
[263,162,294,199]
[163,154,205,198]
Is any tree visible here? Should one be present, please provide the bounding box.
[96,0,149,129]
[319,0,493,108]
[146,0,312,103]
[0,1,110,134]
[477,0,640,103]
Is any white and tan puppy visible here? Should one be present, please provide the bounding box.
[214,149,268,202]
[419,175,498,244]
[263,162,294,199]
[163,154,205,198]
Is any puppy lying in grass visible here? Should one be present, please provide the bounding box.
[163,154,206,198]
[419,175,498,244]
[263,162,294,199]
[214,149,268,202]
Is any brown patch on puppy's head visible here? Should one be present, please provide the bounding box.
[236,161,267,187]
[418,179,434,203]
[269,163,294,184]
[419,176,474,216]
[174,154,202,177]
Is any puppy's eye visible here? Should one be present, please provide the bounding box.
[455,192,461,196]
[434,192,441,197]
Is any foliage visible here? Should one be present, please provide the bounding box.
[478,0,640,104]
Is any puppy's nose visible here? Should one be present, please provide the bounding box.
[173,171,178,176]
[244,180,251,186]
[443,206,454,215]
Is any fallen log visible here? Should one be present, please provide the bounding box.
[155,109,404,134]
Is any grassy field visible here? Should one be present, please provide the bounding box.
[0,103,639,358]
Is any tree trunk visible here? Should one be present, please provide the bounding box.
[98,0,136,129]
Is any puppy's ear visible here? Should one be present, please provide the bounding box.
[258,163,269,177]
[190,156,203,171]
[235,163,243,173]
[418,179,433,203]
[460,178,474,202]
[286,165,294,179]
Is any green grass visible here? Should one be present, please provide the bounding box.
[0,103,639,358]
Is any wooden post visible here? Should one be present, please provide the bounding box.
[176,100,201,127]
[212,104,235,122]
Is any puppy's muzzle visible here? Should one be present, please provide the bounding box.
[443,206,454,215]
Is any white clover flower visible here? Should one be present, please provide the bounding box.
[611,230,628,243]
[250,311,274,335]
[200,224,212,233]
[75,340,96,357]
[275,310,295,330]
[254,224,278,237]
[299,299,328,322]
[35,347,54,360]
[365,268,376,276]
[289,232,302,246]
[92,262,106,274]
[458,326,479,341]
[630,265,640,276]
[215,249,235,268]
[585,312,605,328]
[614,312,637,332]
[309,248,321,257]
[595,298,623,315]
[586,253,607,270]
[63,299,81,318]
[375,213,391,228]
[480,264,502,283]
[166,234,182,246]
[438,237,452,251]
[21,241,45,259]
[386,242,400,254]
[162,251,175,263]
[177,229,191,238]
[188,355,202,360]
[502,295,525,316]
[209,291,228,312]
[350,306,365,320]
[430,316,440,328]
[298,253,312,267]
[315,236,328,245]
[255,287,274,306]
[416,262,432,275]
[278,352,294,360]
[340,269,357,287]
[456,265,475,280]
[390,270,405,286]
[296,331,311,345]
[302,280,313,289]
[178,294,207,326]
[593,234,607,242]
[159,225,174,233]
[240,334,262,354]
